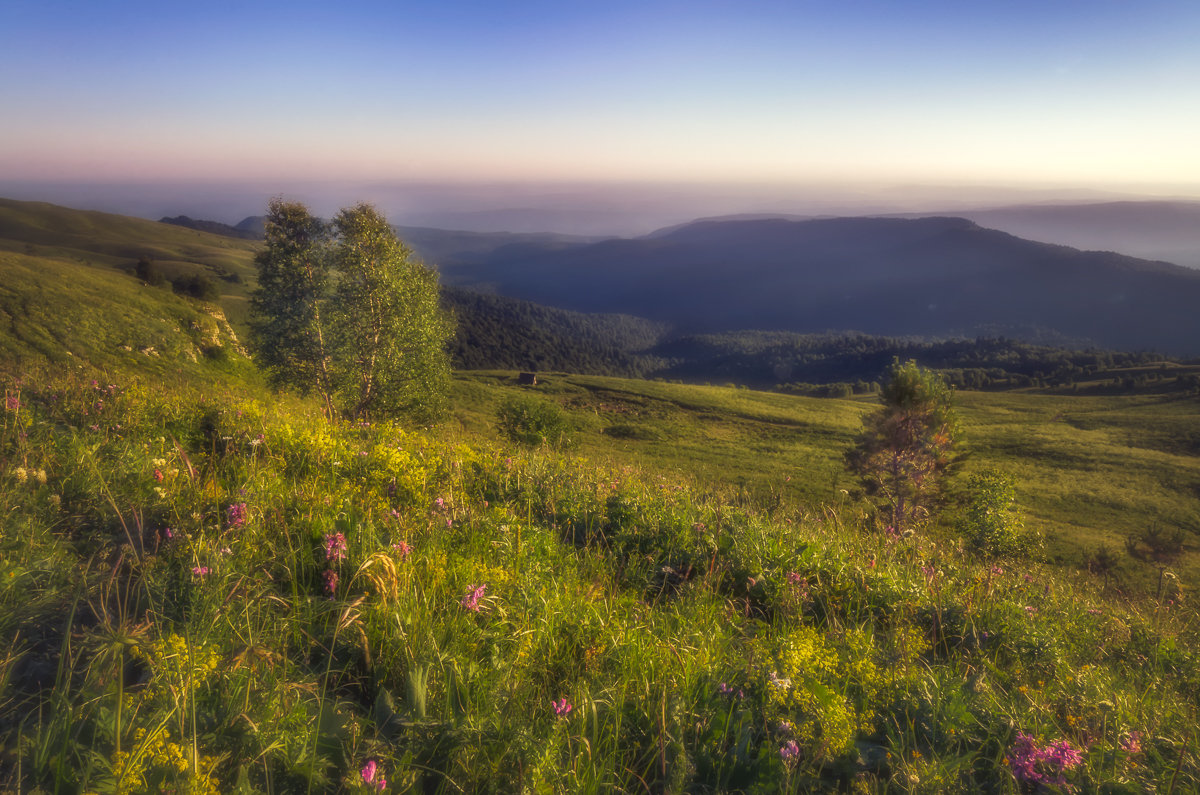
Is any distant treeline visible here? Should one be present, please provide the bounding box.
[441,287,666,376]
[445,289,1200,396]
[653,332,1200,394]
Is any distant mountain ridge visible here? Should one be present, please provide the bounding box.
[160,215,261,240]
[430,215,1200,356]
[948,200,1200,269]
[9,196,1200,358]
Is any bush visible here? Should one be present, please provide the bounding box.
[171,273,221,302]
[1125,525,1185,562]
[961,469,1040,559]
[135,256,166,286]
[497,396,574,448]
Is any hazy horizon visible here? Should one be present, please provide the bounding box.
[4,0,1199,234]
[5,176,1200,238]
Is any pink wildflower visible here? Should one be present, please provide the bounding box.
[153,468,164,483]
[551,697,572,716]
[324,532,348,563]
[225,502,248,528]
[1008,732,1084,790]
[4,395,19,412]
[779,740,801,763]
[391,541,412,559]
[191,566,210,577]
[323,569,339,597]
[461,583,487,612]
[360,759,387,791]
[1120,731,1143,754]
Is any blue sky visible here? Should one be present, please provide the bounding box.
[2,0,1199,218]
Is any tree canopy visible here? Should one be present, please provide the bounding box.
[249,199,453,422]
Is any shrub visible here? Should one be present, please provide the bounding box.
[134,256,166,286]
[497,396,574,448]
[171,273,220,302]
[1125,525,1185,562]
[961,469,1039,559]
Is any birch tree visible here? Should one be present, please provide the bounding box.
[250,200,452,422]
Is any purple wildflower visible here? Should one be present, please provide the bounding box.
[551,697,573,716]
[323,569,339,597]
[391,541,412,559]
[324,532,348,563]
[1120,731,1143,755]
[191,566,210,577]
[4,395,19,412]
[779,740,801,763]
[461,583,487,612]
[1008,732,1084,790]
[226,502,248,528]
[360,759,387,791]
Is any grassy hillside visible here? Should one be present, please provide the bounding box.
[3,249,1200,791]
[3,359,1199,792]
[445,373,1200,594]
[0,198,260,328]
[0,248,254,387]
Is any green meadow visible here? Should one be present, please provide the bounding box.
[1,203,1199,792]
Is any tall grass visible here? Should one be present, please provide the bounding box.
[2,368,1198,792]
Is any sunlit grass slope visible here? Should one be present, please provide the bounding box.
[3,363,1198,792]
[0,248,255,389]
[449,372,1200,594]
[0,198,259,327]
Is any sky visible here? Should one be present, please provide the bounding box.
[2,0,1199,230]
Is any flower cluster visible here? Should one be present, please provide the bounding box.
[1008,732,1084,790]
[225,502,248,528]
[323,569,339,597]
[551,697,572,716]
[461,583,487,612]
[360,759,387,791]
[779,740,801,763]
[324,532,348,563]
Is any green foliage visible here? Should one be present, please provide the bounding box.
[249,200,453,422]
[961,469,1039,559]
[330,204,453,423]
[134,256,165,287]
[1125,525,1186,563]
[443,287,664,376]
[496,395,574,448]
[248,199,335,412]
[846,359,960,532]
[170,272,220,302]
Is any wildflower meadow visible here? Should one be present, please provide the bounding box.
[1,366,1198,793]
